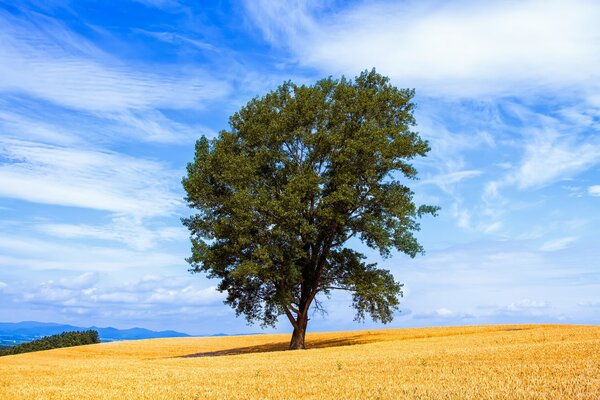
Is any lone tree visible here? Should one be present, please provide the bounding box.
[182,70,438,350]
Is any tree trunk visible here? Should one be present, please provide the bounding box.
[288,314,308,350]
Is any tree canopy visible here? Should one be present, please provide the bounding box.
[182,69,438,349]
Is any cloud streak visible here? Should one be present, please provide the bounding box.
[539,237,578,252]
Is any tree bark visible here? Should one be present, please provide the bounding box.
[288,314,308,350]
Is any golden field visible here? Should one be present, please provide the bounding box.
[0,324,598,399]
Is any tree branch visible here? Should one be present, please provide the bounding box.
[322,286,353,291]
[331,230,358,248]
[283,306,299,329]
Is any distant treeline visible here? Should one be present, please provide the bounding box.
[0,330,100,357]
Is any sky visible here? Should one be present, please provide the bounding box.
[0,0,599,335]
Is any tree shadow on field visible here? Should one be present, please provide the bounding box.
[179,334,370,358]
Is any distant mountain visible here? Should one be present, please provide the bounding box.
[0,321,190,345]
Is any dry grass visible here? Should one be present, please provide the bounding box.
[0,324,598,399]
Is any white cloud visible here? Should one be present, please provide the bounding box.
[451,202,471,230]
[578,300,600,307]
[398,239,600,326]
[589,185,600,196]
[539,237,578,252]
[503,299,549,312]
[23,287,74,303]
[435,307,453,317]
[476,298,553,318]
[53,272,99,290]
[18,274,224,310]
[483,181,503,202]
[91,292,139,304]
[0,139,181,217]
[413,307,474,320]
[449,200,503,234]
[145,285,222,305]
[246,0,600,97]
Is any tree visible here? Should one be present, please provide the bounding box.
[182,69,438,350]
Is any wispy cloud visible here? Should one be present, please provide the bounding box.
[396,239,600,325]
[19,273,224,308]
[501,299,550,312]
[243,0,318,45]
[413,307,474,320]
[0,8,229,113]
[134,29,218,52]
[37,217,186,251]
[589,185,600,196]
[0,97,210,148]
[0,235,184,272]
[52,272,99,290]
[132,0,183,11]
[422,170,482,191]
[0,105,82,146]
[413,103,498,231]
[3,272,226,326]
[512,129,600,189]
[539,237,578,252]
[0,139,181,217]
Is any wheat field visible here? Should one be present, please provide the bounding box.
[0,324,598,399]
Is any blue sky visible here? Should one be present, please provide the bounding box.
[0,0,599,335]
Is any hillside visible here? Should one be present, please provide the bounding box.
[0,324,598,399]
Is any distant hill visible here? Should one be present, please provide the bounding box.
[0,321,190,345]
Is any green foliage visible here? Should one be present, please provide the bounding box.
[182,69,438,340]
[0,330,100,357]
